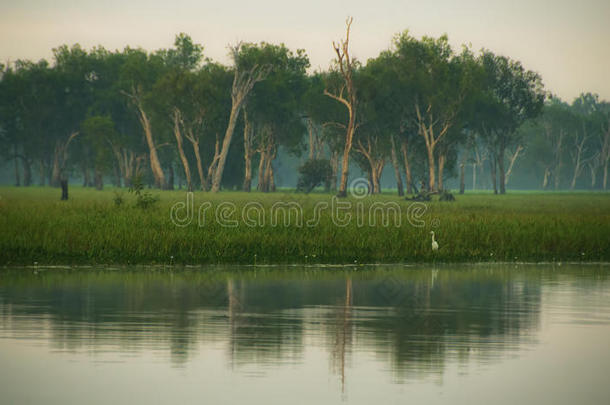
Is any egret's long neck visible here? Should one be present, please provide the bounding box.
[431,232,435,243]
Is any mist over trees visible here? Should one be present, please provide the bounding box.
[1,26,608,194]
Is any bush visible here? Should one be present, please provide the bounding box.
[296,159,333,193]
[113,191,125,207]
[439,190,456,202]
[129,175,159,209]
[406,191,432,201]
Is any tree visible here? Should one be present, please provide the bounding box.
[51,44,99,197]
[475,50,545,194]
[352,62,391,194]
[150,34,206,191]
[0,63,29,186]
[237,42,309,192]
[358,51,405,195]
[324,17,358,197]
[161,33,204,71]
[210,43,270,192]
[119,47,168,188]
[81,115,117,189]
[156,62,233,191]
[535,98,573,189]
[302,72,346,191]
[76,47,144,188]
[568,93,603,189]
[392,33,476,192]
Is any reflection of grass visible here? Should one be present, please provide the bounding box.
[0,186,609,265]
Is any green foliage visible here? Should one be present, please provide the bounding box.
[1,30,608,196]
[113,191,125,207]
[240,42,311,155]
[128,175,159,209]
[162,33,204,71]
[475,50,545,136]
[81,115,117,171]
[296,159,333,193]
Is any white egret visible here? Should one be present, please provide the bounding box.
[430,231,439,251]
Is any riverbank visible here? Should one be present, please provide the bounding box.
[0,186,608,265]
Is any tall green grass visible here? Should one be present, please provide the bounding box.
[0,186,608,265]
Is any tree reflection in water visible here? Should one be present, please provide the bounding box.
[0,264,580,385]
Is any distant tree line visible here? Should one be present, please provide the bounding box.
[1,22,608,195]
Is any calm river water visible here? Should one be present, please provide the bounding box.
[1,264,609,404]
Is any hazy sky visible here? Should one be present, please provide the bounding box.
[1,0,609,101]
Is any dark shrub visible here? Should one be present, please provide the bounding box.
[439,190,456,201]
[406,191,432,202]
[296,159,333,193]
[129,175,159,209]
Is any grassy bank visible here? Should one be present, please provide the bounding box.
[0,186,609,265]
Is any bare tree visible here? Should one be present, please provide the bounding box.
[324,17,357,197]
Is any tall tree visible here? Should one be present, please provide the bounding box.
[360,51,407,195]
[238,42,309,192]
[119,47,168,188]
[475,50,545,194]
[392,33,476,192]
[324,17,358,197]
[302,72,346,191]
[210,43,270,192]
[151,34,206,191]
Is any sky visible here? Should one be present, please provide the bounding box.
[1,0,609,101]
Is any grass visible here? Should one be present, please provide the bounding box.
[0,185,609,265]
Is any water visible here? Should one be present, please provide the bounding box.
[1,264,609,404]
